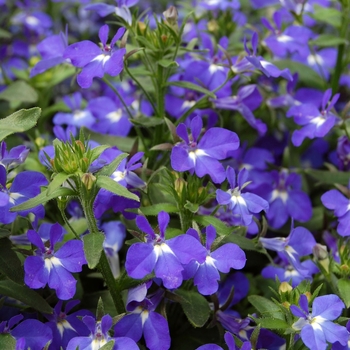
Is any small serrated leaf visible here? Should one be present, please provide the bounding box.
[82,232,105,269]
[174,289,211,327]
[98,153,129,177]
[140,203,179,216]
[248,295,285,320]
[0,238,24,284]
[256,317,289,330]
[0,334,16,350]
[11,187,76,212]
[0,108,41,142]
[47,173,73,196]
[96,176,140,202]
[338,278,350,308]
[0,280,52,314]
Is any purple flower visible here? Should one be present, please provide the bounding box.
[125,211,207,289]
[114,284,171,350]
[67,314,139,350]
[259,226,316,275]
[0,141,29,170]
[44,300,93,350]
[63,24,126,88]
[102,221,126,278]
[213,85,267,135]
[183,226,246,295]
[261,11,313,58]
[88,96,132,136]
[0,167,47,224]
[0,315,52,350]
[216,167,269,226]
[85,0,138,24]
[287,88,340,147]
[171,116,240,184]
[256,169,312,229]
[291,294,348,350]
[196,332,239,350]
[232,32,292,81]
[321,185,350,237]
[24,223,87,300]
[53,92,95,128]
[30,29,69,77]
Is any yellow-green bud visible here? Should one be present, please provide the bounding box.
[279,282,293,293]
[81,173,96,190]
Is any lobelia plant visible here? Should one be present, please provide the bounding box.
[0,0,350,349]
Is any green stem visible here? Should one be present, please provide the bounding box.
[124,64,158,116]
[79,186,125,314]
[59,206,80,240]
[331,1,349,94]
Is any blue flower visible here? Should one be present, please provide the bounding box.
[291,294,348,350]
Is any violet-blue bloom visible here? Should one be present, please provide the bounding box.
[67,314,139,350]
[321,184,350,237]
[259,226,316,275]
[196,332,238,350]
[0,141,29,170]
[287,88,340,147]
[24,223,87,300]
[183,225,246,295]
[44,300,93,350]
[63,24,126,88]
[85,0,138,25]
[88,96,132,137]
[125,211,207,289]
[0,167,47,224]
[216,167,269,226]
[261,11,313,58]
[232,32,292,81]
[213,85,267,135]
[53,92,95,128]
[114,284,171,350]
[171,116,240,184]
[102,221,126,278]
[30,29,69,77]
[256,169,312,229]
[262,256,319,287]
[291,294,348,350]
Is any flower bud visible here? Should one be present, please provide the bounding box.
[75,140,85,153]
[81,173,96,190]
[279,282,292,293]
[163,6,178,27]
[313,243,330,273]
[174,178,186,195]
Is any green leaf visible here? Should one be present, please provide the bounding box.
[140,203,179,216]
[96,176,140,201]
[184,201,199,213]
[83,232,105,269]
[0,280,52,314]
[98,153,128,177]
[273,60,324,89]
[83,127,136,152]
[0,228,11,239]
[100,341,115,350]
[47,173,73,196]
[248,295,285,320]
[89,145,110,163]
[0,107,41,142]
[310,34,348,48]
[0,238,24,284]
[166,81,216,99]
[0,28,11,39]
[193,215,235,236]
[338,278,350,308]
[256,317,289,330]
[223,233,259,251]
[0,81,38,108]
[311,5,342,28]
[157,59,178,68]
[11,187,76,212]
[305,169,349,185]
[0,334,16,350]
[175,289,211,327]
[131,117,164,127]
